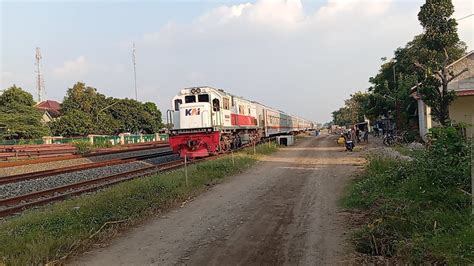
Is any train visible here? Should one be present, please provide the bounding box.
[167,86,314,158]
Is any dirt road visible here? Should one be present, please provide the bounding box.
[74,134,365,265]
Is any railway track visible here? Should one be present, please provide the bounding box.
[0,150,174,185]
[0,141,169,167]
[0,160,189,218]
[0,139,275,218]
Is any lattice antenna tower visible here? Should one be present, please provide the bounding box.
[132,42,138,101]
[35,47,45,102]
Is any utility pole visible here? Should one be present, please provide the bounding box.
[35,47,44,102]
[132,42,138,101]
[392,60,401,132]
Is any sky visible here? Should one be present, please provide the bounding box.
[1,0,473,123]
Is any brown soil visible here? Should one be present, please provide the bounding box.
[73,134,365,265]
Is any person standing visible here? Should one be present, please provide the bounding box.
[363,127,369,143]
[355,127,360,143]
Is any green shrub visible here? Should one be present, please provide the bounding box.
[73,141,93,155]
[344,126,473,263]
[93,141,113,149]
[425,126,471,190]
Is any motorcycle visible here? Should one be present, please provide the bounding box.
[383,132,394,146]
[345,139,354,151]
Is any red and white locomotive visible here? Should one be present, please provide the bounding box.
[167,86,313,158]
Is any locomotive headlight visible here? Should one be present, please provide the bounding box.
[195,88,201,93]
[191,88,196,94]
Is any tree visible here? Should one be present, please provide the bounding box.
[0,85,50,139]
[332,107,351,127]
[108,99,162,134]
[50,109,94,136]
[53,82,163,136]
[61,82,109,115]
[0,85,35,108]
[415,0,467,125]
[332,92,370,127]
[142,102,163,133]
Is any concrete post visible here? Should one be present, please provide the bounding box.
[42,136,52,144]
[119,134,125,145]
[88,135,94,145]
[155,133,160,142]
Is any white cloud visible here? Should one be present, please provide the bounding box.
[132,0,422,122]
[53,56,89,77]
[117,0,472,122]
[317,0,392,19]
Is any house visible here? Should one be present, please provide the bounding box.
[412,51,474,140]
[34,100,61,123]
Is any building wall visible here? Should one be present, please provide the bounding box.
[417,99,434,141]
[416,52,473,140]
[449,95,474,137]
[447,53,474,92]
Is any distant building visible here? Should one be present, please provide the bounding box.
[34,100,61,123]
[411,51,474,140]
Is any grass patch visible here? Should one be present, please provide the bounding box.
[392,145,424,158]
[0,144,278,265]
[343,127,472,264]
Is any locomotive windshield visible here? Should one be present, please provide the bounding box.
[185,95,196,103]
[198,94,209,102]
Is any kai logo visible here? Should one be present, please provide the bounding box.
[185,108,201,116]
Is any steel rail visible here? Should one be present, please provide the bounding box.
[0,150,174,185]
[0,142,169,168]
[0,160,190,217]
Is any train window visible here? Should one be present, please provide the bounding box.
[185,95,196,103]
[223,98,230,110]
[212,99,220,111]
[174,99,182,111]
[238,105,245,115]
[198,94,209,102]
[248,106,251,114]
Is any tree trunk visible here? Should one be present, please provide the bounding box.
[440,77,450,126]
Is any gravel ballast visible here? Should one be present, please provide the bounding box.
[0,147,172,178]
[143,154,180,165]
[0,158,92,178]
[0,161,149,200]
[88,147,172,162]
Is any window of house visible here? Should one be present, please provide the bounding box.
[198,94,209,102]
[185,95,196,103]
[223,98,230,110]
[174,99,182,111]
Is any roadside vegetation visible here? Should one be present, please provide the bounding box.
[0,144,277,265]
[331,0,467,135]
[0,82,163,142]
[344,126,472,264]
[0,85,50,140]
[50,82,163,136]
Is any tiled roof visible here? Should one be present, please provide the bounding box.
[456,89,474,97]
[35,100,61,117]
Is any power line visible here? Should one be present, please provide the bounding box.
[132,42,138,101]
[457,13,473,21]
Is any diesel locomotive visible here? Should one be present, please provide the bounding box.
[167,86,313,158]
